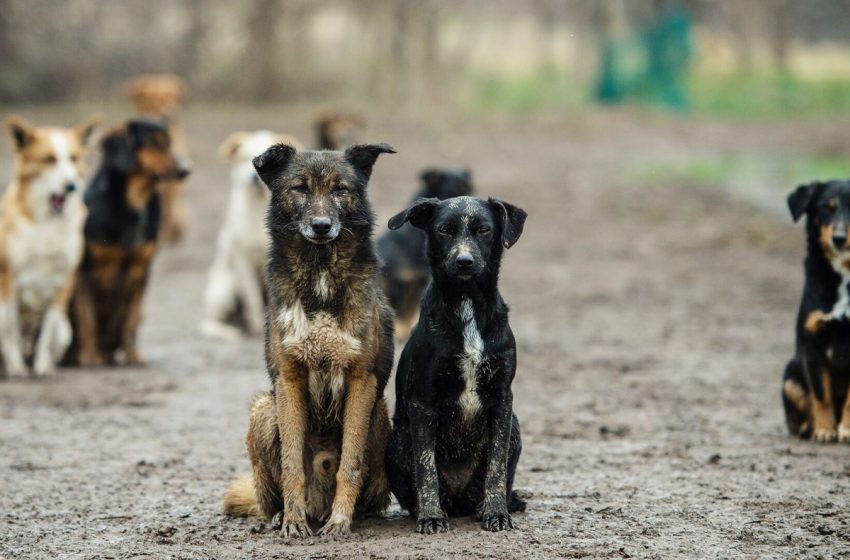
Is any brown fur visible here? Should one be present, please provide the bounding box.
[315,112,364,151]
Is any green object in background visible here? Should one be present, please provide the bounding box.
[595,10,693,110]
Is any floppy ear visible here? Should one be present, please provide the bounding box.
[490,198,528,249]
[788,182,822,223]
[217,131,250,161]
[101,127,136,173]
[5,115,35,151]
[388,197,439,231]
[253,143,296,188]
[275,133,304,151]
[74,115,100,146]
[345,143,396,179]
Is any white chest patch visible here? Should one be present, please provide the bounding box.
[457,298,483,421]
[314,270,332,300]
[828,258,850,320]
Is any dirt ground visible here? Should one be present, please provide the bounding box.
[2,107,850,559]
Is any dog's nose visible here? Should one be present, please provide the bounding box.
[456,254,474,268]
[64,182,77,194]
[834,231,848,249]
[311,217,332,236]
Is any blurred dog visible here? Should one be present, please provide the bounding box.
[377,168,473,340]
[223,143,395,538]
[0,116,97,377]
[315,112,364,150]
[126,74,189,243]
[66,119,189,366]
[385,196,527,534]
[784,179,850,443]
[201,130,303,340]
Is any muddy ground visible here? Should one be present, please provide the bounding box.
[2,107,850,559]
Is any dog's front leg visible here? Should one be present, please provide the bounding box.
[0,288,26,377]
[320,371,377,537]
[803,345,836,443]
[33,274,75,376]
[479,389,516,531]
[233,254,265,335]
[409,398,448,534]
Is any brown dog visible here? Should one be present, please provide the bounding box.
[126,74,189,243]
[223,143,396,538]
[65,119,189,366]
[315,112,364,150]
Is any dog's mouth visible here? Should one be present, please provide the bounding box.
[50,193,66,214]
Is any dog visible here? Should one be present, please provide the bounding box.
[385,195,528,533]
[315,112,364,150]
[0,116,97,377]
[201,130,304,340]
[222,142,396,537]
[377,168,473,340]
[126,74,189,243]
[65,119,189,366]
[783,179,850,443]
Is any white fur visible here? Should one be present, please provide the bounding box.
[457,297,483,421]
[827,256,850,320]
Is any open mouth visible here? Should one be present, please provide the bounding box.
[50,193,66,214]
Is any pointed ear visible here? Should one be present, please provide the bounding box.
[253,143,296,188]
[345,143,396,179]
[6,115,35,151]
[788,182,822,223]
[74,115,100,146]
[490,198,527,249]
[217,131,251,161]
[420,168,441,188]
[388,197,439,231]
[101,127,136,173]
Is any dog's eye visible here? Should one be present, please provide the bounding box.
[43,155,57,165]
[478,225,491,234]
[438,225,451,234]
[291,184,308,193]
[70,154,81,163]
[333,184,348,194]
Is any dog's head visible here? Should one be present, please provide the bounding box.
[419,168,474,200]
[315,112,365,150]
[101,119,191,181]
[126,74,186,118]
[789,179,850,262]
[388,196,527,283]
[219,130,303,192]
[5,115,99,215]
[255,142,395,245]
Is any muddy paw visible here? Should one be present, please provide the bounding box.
[416,516,449,534]
[319,513,351,537]
[481,510,515,532]
[838,424,850,443]
[270,511,283,530]
[280,516,313,538]
[813,428,838,443]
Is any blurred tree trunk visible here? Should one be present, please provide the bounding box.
[771,0,791,73]
[419,0,439,104]
[179,0,207,85]
[391,0,411,105]
[241,0,284,101]
[0,0,19,100]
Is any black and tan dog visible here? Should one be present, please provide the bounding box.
[784,179,850,443]
[65,119,189,366]
[223,143,396,537]
[385,195,527,533]
[377,168,474,340]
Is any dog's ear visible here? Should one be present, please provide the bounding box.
[345,143,396,179]
[73,115,100,147]
[275,133,304,151]
[217,131,251,161]
[388,197,439,231]
[788,182,823,223]
[101,127,136,173]
[490,198,528,249]
[5,115,35,151]
[253,143,296,188]
[420,168,441,188]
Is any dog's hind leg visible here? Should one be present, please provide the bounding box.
[783,358,811,438]
[358,398,392,516]
[386,415,417,514]
[246,393,284,519]
[506,412,526,513]
[0,277,27,377]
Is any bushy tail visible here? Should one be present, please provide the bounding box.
[222,474,262,518]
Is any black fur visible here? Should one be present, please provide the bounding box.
[385,195,528,533]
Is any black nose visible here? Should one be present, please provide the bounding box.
[64,183,76,194]
[834,232,847,248]
[311,217,332,236]
[456,254,474,268]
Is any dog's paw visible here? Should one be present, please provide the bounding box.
[32,358,56,377]
[5,358,28,378]
[318,512,351,538]
[279,516,313,539]
[812,427,838,443]
[416,516,449,535]
[838,424,850,443]
[805,310,830,334]
[481,510,515,532]
[270,511,284,530]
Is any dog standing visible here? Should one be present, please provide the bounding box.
[315,112,364,150]
[377,168,473,340]
[0,116,97,377]
[385,195,528,533]
[65,119,189,366]
[783,179,850,443]
[201,130,303,339]
[223,143,396,537]
[126,74,189,243]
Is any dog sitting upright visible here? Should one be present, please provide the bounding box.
[385,195,528,533]
[377,168,473,340]
[783,179,850,443]
[201,130,303,339]
[0,116,97,377]
[66,119,189,366]
[223,143,396,537]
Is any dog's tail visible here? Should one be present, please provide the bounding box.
[222,474,262,518]
[782,359,811,438]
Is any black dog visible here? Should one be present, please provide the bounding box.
[385,195,527,533]
[377,169,473,339]
[784,179,850,443]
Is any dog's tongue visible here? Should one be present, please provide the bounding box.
[50,193,65,214]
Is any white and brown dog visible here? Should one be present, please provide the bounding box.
[0,116,97,377]
[201,130,303,339]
